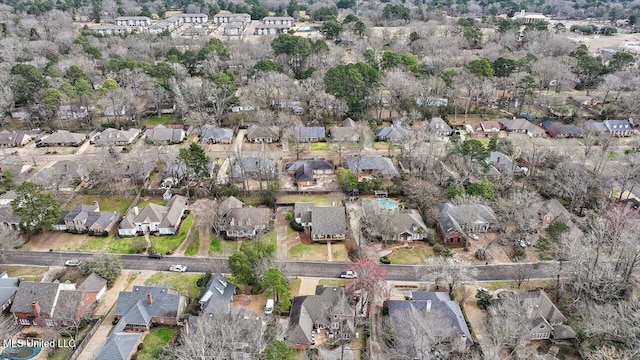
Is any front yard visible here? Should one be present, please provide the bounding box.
[387,243,436,265]
[149,213,194,254]
[0,265,48,280]
[208,235,238,256]
[288,242,349,261]
[136,327,177,360]
[144,272,202,300]
[309,142,329,151]
[79,234,142,254]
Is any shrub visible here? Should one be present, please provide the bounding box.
[285,212,293,221]
[475,289,492,310]
[197,272,212,288]
[290,220,304,232]
[433,243,453,257]
[379,256,391,264]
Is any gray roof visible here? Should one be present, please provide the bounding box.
[499,118,544,135]
[388,291,473,350]
[78,273,107,292]
[537,199,572,224]
[429,117,453,133]
[346,156,399,177]
[62,204,118,229]
[311,206,346,236]
[0,273,19,307]
[391,209,427,235]
[0,130,30,147]
[145,125,185,144]
[0,190,17,202]
[94,128,140,146]
[0,205,19,224]
[40,130,86,145]
[39,160,90,183]
[287,158,335,173]
[201,125,234,141]
[294,126,325,140]
[263,16,294,21]
[604,119,632,131]
[294,203,314,224]
[115,16,150,20]
[95,332,141,360]
[437,202,497,236]
[227,207,271,233]
[218,196,244,213]
[229,157,276,179]
[199,273,236,315]
[540,120,583,136]
[115,285,183,319]
[54,290,85,320]
[330,121,360,142]
[375,125,407,140]
[10,282,61,316]
[488,151,523,174]
[120,195,186,230]
[246,125,279,140]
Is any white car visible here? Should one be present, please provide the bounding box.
[469,234,479,240]
[340,270,357,279]
[64,259,81,267]
[169,265,187,272]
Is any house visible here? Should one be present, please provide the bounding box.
[212,13,251,24]
[362,199,428,242]
[428,117,453,137]
[464,121,502,138]
[499,118,546,138]
[77,273,108,301]
[286,286,354,349]
[540,120,583,138]
[104,105,126,118]
[92,25,132,35]
[245,125,280,143]
[262,16,294,26]
[537,199,573,229]
[587,119,633,137]
[38,130,86,147]
[277,100,304,114]
[55,202,118,233]
[92,128,140,147]
[118,195,188,236]
[145,125,185,145]
[223,22,244,36]
[330,118,360,142]
[179,13,208,23]
[114,16,151,26]
[286,158,335,187]
[229,157,276,182]
[0,190,16,205]
[0,130,31,148]
[294,204,346,242]
[255,23,291,35]
[437,202,497,245]
[293,125,325,142]
[375,125,408,142]
[512,10,548,22]
[95,332,142,360]
[115,284,188,330]
[215,196,272,239]
[416,96,449,107]
[0,205,20,231]
[59,105,90,120]
[487,151,528,176]
[35,160,91,192]
[198,273,236,316]
[346,156,399,179]
[387,292,473,357]
[10,280,102,326]
[0,272,19,311]
[200,125,234,144]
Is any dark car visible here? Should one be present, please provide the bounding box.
[148,253,163,259]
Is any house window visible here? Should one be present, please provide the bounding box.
[45,319,54,327]
[331,322,340,330]
[19,319,30,325]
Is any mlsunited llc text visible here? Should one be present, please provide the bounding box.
[3,338,76,348]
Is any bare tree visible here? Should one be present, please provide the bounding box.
[484,293,535,358]
[422,257,477,296]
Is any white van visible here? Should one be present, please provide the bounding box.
[264,299,274,315]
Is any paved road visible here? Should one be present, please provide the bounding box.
[6,250,560,281]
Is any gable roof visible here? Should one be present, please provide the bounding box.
[95,332,141,360]
[375,125,407,139]
[538,199,572,224]
[0,130,30,147]
[0,273,19,307]
[218,196,244,213]
[11,282,61,316]
[437,202,497,236]
[311,206,346,236]
[391,209,427,235]
[429,117,453,133]
[286,158,335,179]
[199,273,236,315]
[294,202,315,223]
[54,290,86,320]
[488,151,523,174]
[78,273,107,292]
[540,120,583,136]
[115,284,183,320]
[346,156,399,177]
[120,195,186,230]
[94,128,140,146]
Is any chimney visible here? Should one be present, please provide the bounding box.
[93,201,99,211]
[426,300,431,312]
[32,301,41,318]
[64,164,69,172]
[134,206,139,216]
[147,292,153,305]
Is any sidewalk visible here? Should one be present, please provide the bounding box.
[76,270,155,360]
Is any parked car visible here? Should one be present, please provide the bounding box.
[519,240,527,248]
[469,234,479,240]
[149,253,163,259]
[64,259,81,267]
[169,264,187,272]
[340,270,357,279]
[264,299,274,315]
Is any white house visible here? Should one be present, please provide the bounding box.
[118,195,187,236]
[262,16,294,26]
[114,16,151,27]
[91,25,132,35]
[213,13,251,24]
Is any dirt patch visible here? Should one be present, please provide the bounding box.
[231,293,268,316]
[299,231,311,244]
[25,232,88,251]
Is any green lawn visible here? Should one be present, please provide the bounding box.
[288,243,317,259]
[140,114,179,126]
[184,230,199,256]
[208,235,238,256]
[277,194,340,206]
[144,273,202,300]
[137,327,177,360]
[64,195,133,214]
[0,265,48,277]
[318,278,348,286]
[137,198,166,209]
[150,213,194,254]
[290,278,302,297]
[310,142,329,150]
[373,141,400,150]
[79,234,143,254]
[389,245,435,265]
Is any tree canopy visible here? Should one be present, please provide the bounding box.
[11,182,60,235]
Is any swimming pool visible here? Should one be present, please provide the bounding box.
[0,346,41,360]
[377,198,400,210]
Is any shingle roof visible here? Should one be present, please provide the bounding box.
[375,125,407,140]
[246,125,279,140]
[227,207,271,233]
[537,199,572,224]
[0,205,19,224]
[294,203,314,224]
[437,202,497,236]
[40,130,86,145]
[229,157,276,179]
[0,130,30,147]
[287,286,350,345]
[294,126,325,140]
[218,196,244,213]
[95,332,141,360]
[120,195,186,231]
[429,117,453,133]
[115,285,183,319]
[287,158,335,173]
[145,125,185,143]
[201,125,234,141]
[0,274,18,307]
[78,273,107,292]
[391,209,427,235]
[10,282,61,316]
[54,290,85,320]
[94,128,140,146]
[199,273,236,315]
[346,156,399,177]
[488,151,523,174]
[311,206,346,236]
[540,120,583,136]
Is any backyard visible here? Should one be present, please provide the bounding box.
[277,193,344,206]
[149,213,194,254]
[310,142,329,151]
[184,230,199,256]
[0,266,48,281]
[140,114,179,126]
[136,327,177,360]
[144,272,202,300]
[64,195,133,214]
